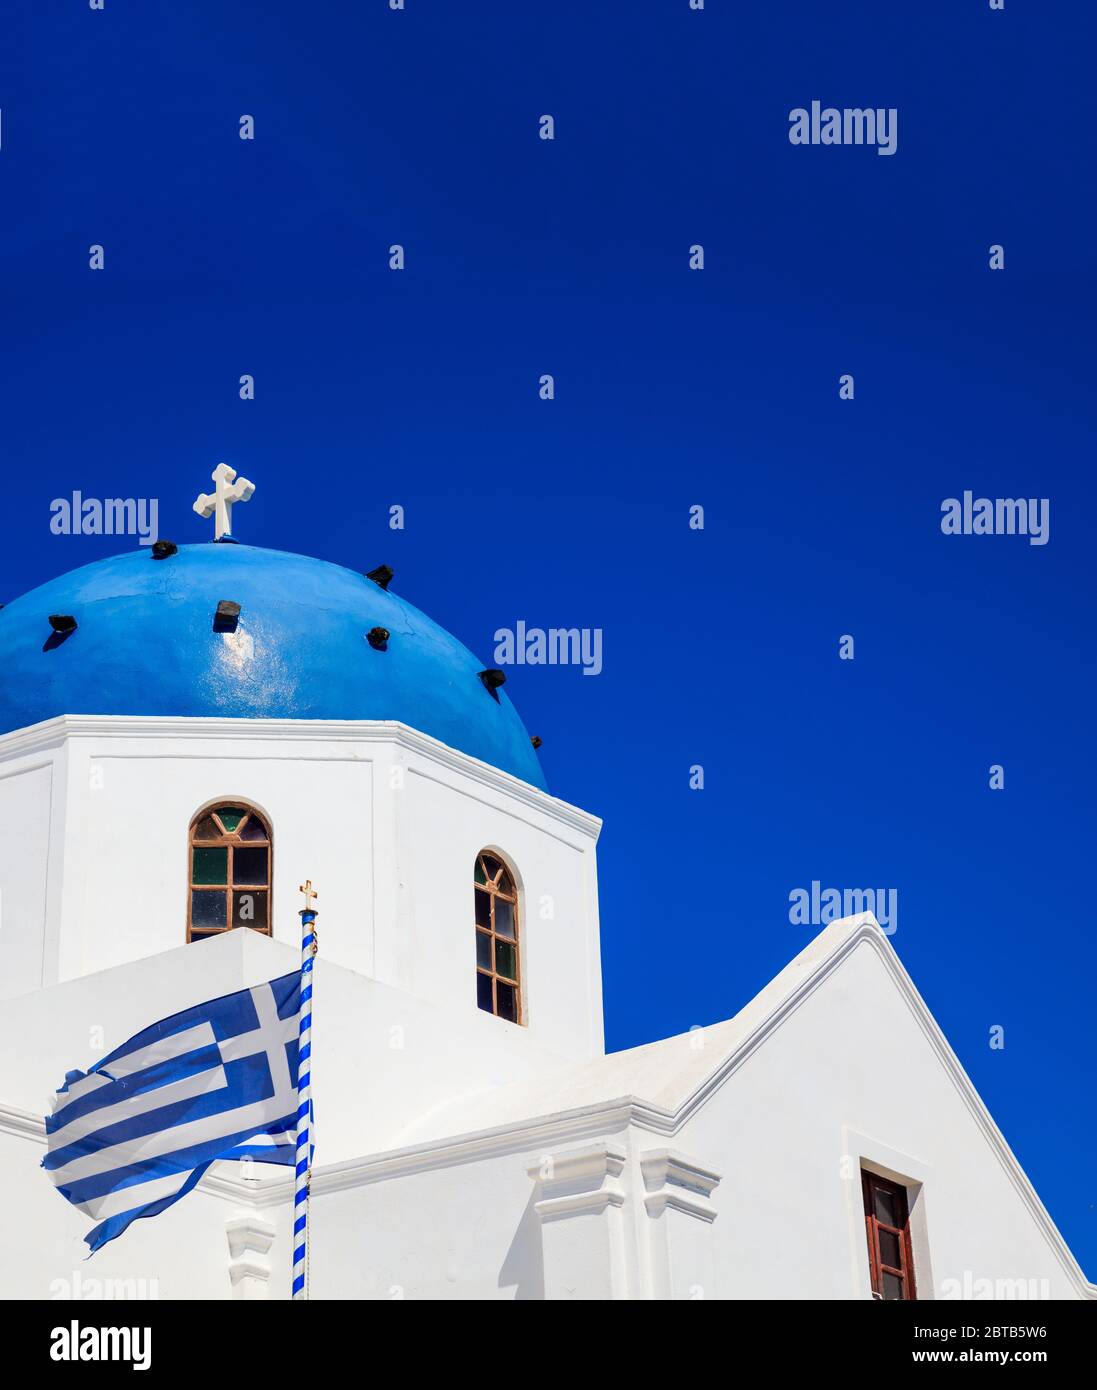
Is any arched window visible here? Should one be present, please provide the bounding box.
[474,852,521,1022]
[188,803,272,942]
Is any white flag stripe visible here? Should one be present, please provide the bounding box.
[51,1091,294,1187]
[72,1169,192,1221]
[53,1021,217,1111]
[96,1023,217,1081]
[218,1015,293,1069]
[240,987,297,1095]
[49,1064,229,1147]
[75,1136,293,1219]
[51,1071,112,1110]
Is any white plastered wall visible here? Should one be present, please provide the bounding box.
[677,937,1085,1299]
[0,716,603,1064]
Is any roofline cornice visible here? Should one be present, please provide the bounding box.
[0,714,601,840]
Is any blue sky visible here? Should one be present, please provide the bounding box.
[4,3,1094,1274]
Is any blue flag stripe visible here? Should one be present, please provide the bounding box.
[45,1053,281,1173]
[85,1162,214,1255]
[46,1042,226,1135]
[56,1107,299,1205]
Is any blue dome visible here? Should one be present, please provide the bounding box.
[0,544,546,790]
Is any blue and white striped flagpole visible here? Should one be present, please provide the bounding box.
[293,880,319,1301]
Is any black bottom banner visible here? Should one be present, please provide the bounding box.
[10,1296,1090,1375]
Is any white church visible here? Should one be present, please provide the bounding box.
[0,472,1091,1300]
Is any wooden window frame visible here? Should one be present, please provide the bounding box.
[862,1169,917,1300]
[187,803,273,942]
[474,852,522,1023]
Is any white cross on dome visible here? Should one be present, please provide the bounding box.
[193,462,255,540]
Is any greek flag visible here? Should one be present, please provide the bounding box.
[43,972,302,1254]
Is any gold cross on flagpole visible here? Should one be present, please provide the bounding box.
[299,879,318,912]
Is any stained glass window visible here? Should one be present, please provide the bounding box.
[474,852,521,1023]
[188,804,272,942]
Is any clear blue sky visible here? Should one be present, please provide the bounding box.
[5,3,1094,1275]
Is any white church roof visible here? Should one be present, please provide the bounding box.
[398,912,890,1143]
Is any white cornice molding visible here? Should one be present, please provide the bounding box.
[0,1101,45,1144]
[225,1215,276,1260]
[640,1148,722,1199]
[199,1168,289,1206]
[643,1189,716,1222]
[536,1188,624,1220]
[309,1106,634,1203]
[640,1149,721,1223]
[0,714,601,840]
[528,1142,627,1223]
[228,1260,271,1298]
[525,1140,627,1187]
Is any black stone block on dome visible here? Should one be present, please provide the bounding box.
[367,626,390,651]
[44,613,77,651]
[213,600,241,633]
[478,668,507,700]
[366,564,394,590]
[151,540,178,560]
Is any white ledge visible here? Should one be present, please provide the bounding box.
[526,1141,627,1187]
[0,714,601,840]
[225,1215,276,1259]
[643,1191,718,1223]
[536,1189,626,1221]
[640,1149,722,1199]
[228,1260,271,1289]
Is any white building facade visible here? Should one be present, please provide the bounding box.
[0,538,1091,1300]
